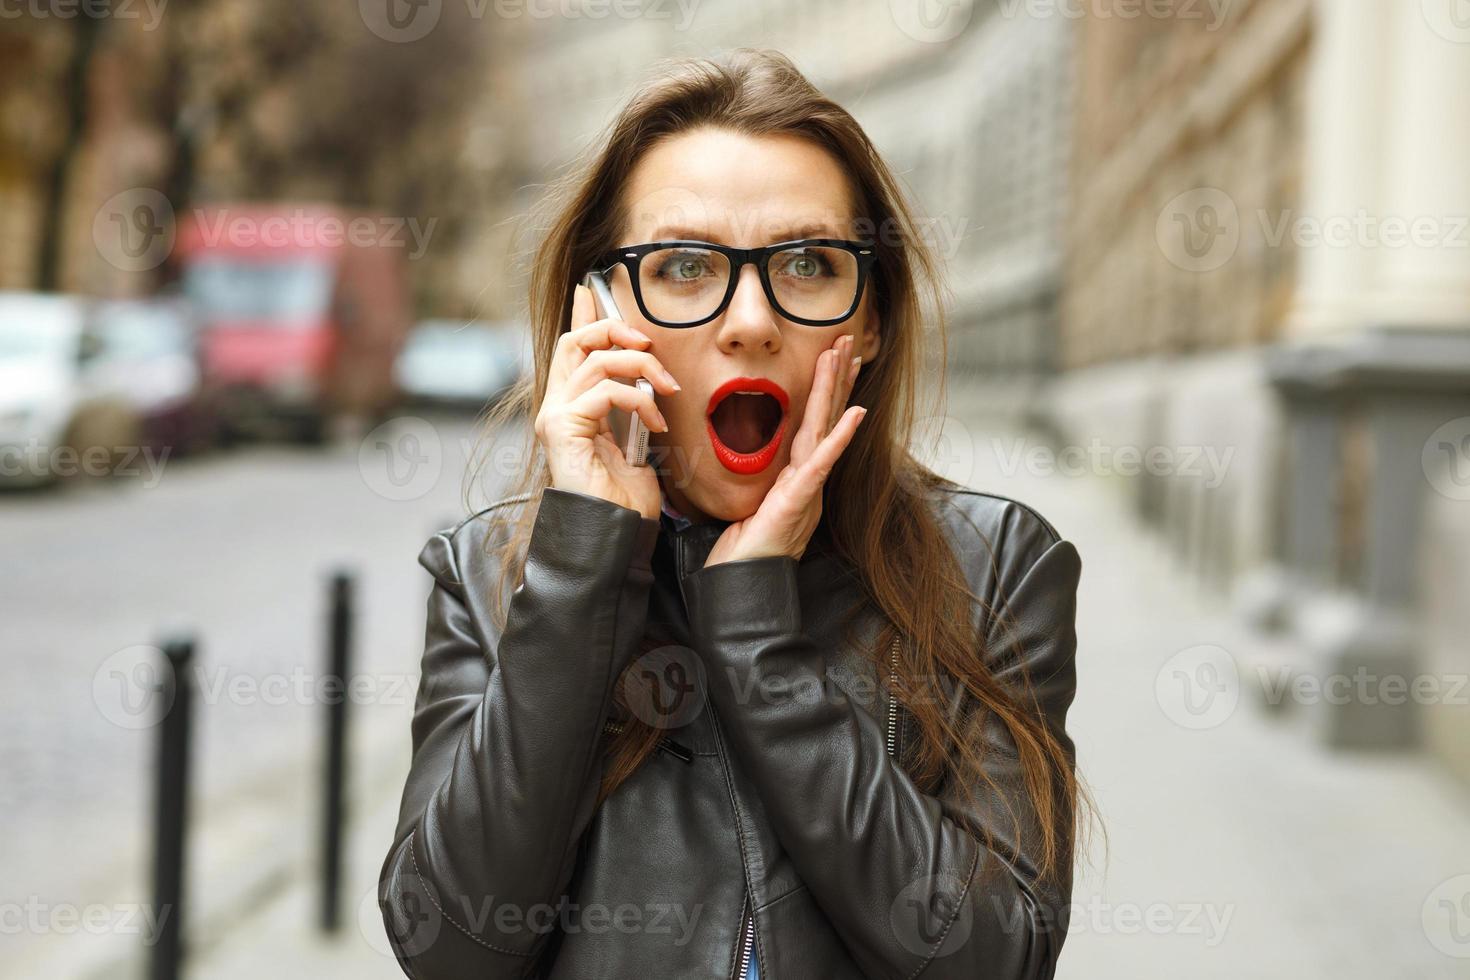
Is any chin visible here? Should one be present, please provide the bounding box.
[684,479,770,523]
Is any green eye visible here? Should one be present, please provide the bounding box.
[776,249,833,279]
[654,250,715,281]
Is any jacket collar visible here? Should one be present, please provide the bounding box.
[655,486,839,583]
[658,488,732,579]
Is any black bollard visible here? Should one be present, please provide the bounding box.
[150,635,194,980]
[320,569,354,933]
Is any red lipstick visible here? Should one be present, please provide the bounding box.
[705,376,790,475]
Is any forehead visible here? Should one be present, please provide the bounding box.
[619,127,859,245]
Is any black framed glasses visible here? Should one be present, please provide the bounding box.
[592,238,877,328]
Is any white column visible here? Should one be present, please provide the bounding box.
[1369,5,1470,329]
[1283,0,1392,339]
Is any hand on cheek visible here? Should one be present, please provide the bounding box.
[703,332,865,566]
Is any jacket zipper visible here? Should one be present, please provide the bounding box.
[599,719,693,763]
[736,892,755,979]
[734,636,903,979]
[885,635,900,757]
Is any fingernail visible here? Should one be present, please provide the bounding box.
[632,329,653,344]
[665,371,681,391]
[849,354,861,380]
[856,407,868,422]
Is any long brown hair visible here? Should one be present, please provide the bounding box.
[464,48,1096,889]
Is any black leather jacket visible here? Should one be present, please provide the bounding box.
[378,482,1082,979]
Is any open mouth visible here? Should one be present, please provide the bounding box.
[706,377,789,475]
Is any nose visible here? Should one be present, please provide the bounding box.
[714,263,781,354]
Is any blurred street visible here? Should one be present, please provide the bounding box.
[974,418,1470,979]
[5,1,1470,977]
[1,412,506,978]
[11,411,1458,980]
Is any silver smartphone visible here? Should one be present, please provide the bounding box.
[585,270,652,467]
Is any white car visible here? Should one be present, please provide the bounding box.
[394,319,534,410]
[0,292,140,488]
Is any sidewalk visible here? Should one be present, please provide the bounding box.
[194,417,1470,979]
[191,733,410,980]
[954,421,1470,979]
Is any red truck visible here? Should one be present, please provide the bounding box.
[175,203,412,443]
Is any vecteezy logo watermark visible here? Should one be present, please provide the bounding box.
[998,0,1233,28]
[1045,895,1234,945]
[0,898,173,942]
[621,645,706,730]
[889,0,975,43]
[1421,0,1470,44]
[93,654,421,728]
[1157,188,1240,272]
[907,424,1240,491]
[359,416,444,502]
[620,180,972,262]
[990,435,1236,488]
[1255,666,1469,709]
[1155,644,1240,730]
[1423,874,1470,958]
[0,438,170,486]
[93,188,176,273]
[854,213,973,261]
[359,0,701,42]
[0,0,168,30]
[186,208,437,259]
[93,645,177,731]
[364,878,703,956]
[371,871,444,957]
[1423,416,1470,501]
[1158,188,1470,273]
[359,0,443,42]
[1256,210,1470,251]
[889,872,974,957]
[93,196,439,272]
[910,414,979,485]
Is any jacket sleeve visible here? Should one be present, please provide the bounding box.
[378,487,661,979]
[680,509,1081,980]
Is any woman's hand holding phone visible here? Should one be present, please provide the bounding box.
[534,283,681,520]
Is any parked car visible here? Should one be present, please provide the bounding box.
[176,203,412,444]
[394,318,533,411]
[89,296,214,457]
[0,292,138,487]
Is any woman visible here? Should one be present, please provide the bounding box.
[379,48,1090,980]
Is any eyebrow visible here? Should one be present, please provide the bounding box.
[647,221,847,243]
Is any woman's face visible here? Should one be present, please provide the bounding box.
[608,126,881,524]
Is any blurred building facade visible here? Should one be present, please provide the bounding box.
[0,3,493,313]
[347,0,1470,776]
[468,0,1074,401]
[1043,0,1470,775]
[0,14,173,295]
[5,0,1465,776]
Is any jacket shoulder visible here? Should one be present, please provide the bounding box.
[416,491,537,589]
[928,483,1066,572]
[925,482,1079,637]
